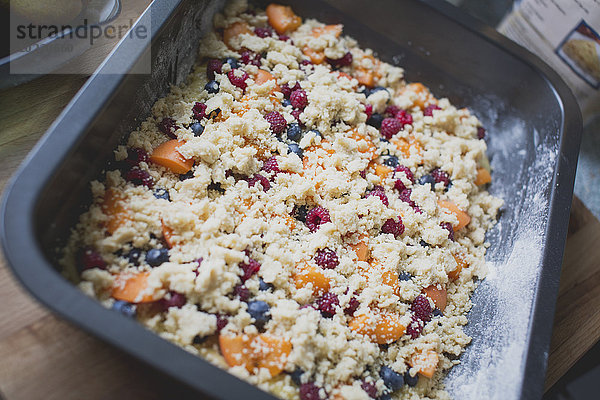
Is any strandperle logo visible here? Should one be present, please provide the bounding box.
[8,0,151,75]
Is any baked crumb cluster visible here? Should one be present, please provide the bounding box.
[62,1,502,399]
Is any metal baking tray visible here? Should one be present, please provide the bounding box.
[0,0,582,399]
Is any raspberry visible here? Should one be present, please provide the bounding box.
[264,111,287,135]
[345,296,360,316]
[395,165,415,183]
[315,292,339,318]
[314,248,339,269]
[361,381,378,399]
[396,109,413,127]
[158,291,186,310]
[247,173,271,191]
[206,58,222,80]
[385,105,401,117]
[381,217,404,238]
[227,69,249,90]
[158,117,178,139]
[300,59,313,66]
[364,103,373,120]
[125,148,149,167]
[254,26,273,38]
[125,168,153,188]
[192,102,207,120]
[216,314,228,331]
[281,82,301,99]
[291,109,303,123]
[327,51,353,67]
[379,117,402,139]
[299,382,322,400]
[406,316,424,339]
[262,156,280,174]
[290,89,308,109]
[366,186,389,206]
[440,222,455,241]
[399,188,421,213]
[240,50,261,67]
[477,126,486,140]
[306,206,331,232]
[394,179,406,193]
[279,34,292,43]
[411,295,433,322]
[233,284,250,302]
[431,168,450,188]
[240,258,261,282]
[423,104,441,117]
[80,248,106,271]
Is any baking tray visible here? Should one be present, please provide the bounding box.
[0,0,582,399]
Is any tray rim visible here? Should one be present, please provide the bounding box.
[0,0,582,399]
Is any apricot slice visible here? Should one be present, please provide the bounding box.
[349,311,406,344]
[266,4,302,34]
[437,200,470,231]
[111,271,159,303]
[474,167,492,185]
[423,285,447,311]
[303,47,325,65]
[255,69,281,93]
[449,253,468,281]
[391,136,423,159]
[367,260,400,296]
[312,24,342,38]
[293,261,330,295]
[409,350,439,378]
[223,21,252,49]
[219,334,254,370]
[150,140,194,175]
[400,82,436,110]
[253,334,293,376]
[102,188,132,234]
[350,234,369,262]
[355,68,374,87]
[350,130,377,160]
[219,333,292,377]
[374,163,393,181]
[161,220,174,248]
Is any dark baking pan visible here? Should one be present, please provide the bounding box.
[0,0,582,399]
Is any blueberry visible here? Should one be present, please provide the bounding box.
[190,122,204,136]
[112,300,136,318]
[377,395,392,400]
[153,188,170,201]
[127,248,143,266]
[290,368,304,385]
[367,113,384,129]
[179,170,194,181]
[398,271,412,281]
[419,240,430,248]
[287,123,302,142]
[404,371,419,387]
[293,205,308,222]
[432,309,444,317]
[223,57,238,69]
[247,300,271,328]
[418,174,435,188]
[258,278,274,291]
[288,143,303,158]
[147,248,169,266]
[207,182,225,193]
[192,334,207,345]
[365,86,388,98]
[380,366,404,391]
[282,98,292,107]
[205,80,220,94]
[383,155,399,168]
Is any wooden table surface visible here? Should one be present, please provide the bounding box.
[1,11,600,400]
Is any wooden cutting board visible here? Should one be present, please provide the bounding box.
[1,32,599,400]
